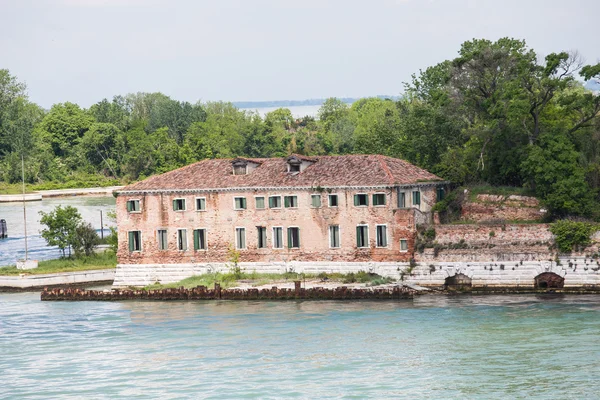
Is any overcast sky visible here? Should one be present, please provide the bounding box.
[1,0,597,108]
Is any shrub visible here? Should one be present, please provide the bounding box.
[550,220,598,253]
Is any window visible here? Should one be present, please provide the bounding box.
[329,225,340,248]
[177,229,188,251]
[373,193,386,206]
[126,199,140,213]
[328,194,338,207]
[235,227,246,249]
[269,196,282,208]
[311,194,321,208]
[284,195,298,208]
[257,226,267,248]
[273,227,283,249]
[173,198,186,211]
[193,229,207,250]
[356,225,369,248]
[437,187,445,202]
[376,225,388,247]
[289,164,301,173]
[354,193,368,207]
[400,239,408,252]
[234,197,247,210]
[233,165,247,175]
[412,191,421,206]
[287,227,300,249]
[157,229,168,250]
[398,192,406,208]
[128,231,141,252]
[196,197,206,211]
[255,197,265,209]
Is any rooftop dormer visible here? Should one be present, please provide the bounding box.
[232,158,261,175]
[286,155,316,174]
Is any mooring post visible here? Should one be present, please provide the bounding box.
[214,282,221,299]
[294,280,301,298]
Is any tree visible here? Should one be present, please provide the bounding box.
[39,206,82,257]
[73,222,100,257]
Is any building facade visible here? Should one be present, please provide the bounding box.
[114,155,446,287]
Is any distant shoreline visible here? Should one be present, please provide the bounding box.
[233,95,401,109]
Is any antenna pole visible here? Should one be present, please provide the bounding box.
[22,153,28,261]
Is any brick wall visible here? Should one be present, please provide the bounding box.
[461,194,544,222]
[116,186,438,266]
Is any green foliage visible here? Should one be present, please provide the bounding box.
[72,222,100,257]
[39,205,82,257]
[1,38,600,223]
[227,244,242,279]
[550,220,598,253]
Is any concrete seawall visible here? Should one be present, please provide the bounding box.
[0,269,115,290]
[113,258,600,289]
[0,186,123,203]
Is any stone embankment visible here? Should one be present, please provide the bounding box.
[0,269,115,290]
[0,186,123,203]
[41,281,416,301]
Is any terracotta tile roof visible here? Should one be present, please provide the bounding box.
[119,154,444,193]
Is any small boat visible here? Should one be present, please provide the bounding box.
[0,219,6,239]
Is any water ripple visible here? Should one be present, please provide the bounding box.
[1,294,599,399]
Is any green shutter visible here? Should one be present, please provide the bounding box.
[284,196,289,207]
[296,228,300,247]
[356,226,361,247]
[173,200,177,210]
[287,228,292,248]
[365,195,369,206]
[128,232,134,251]
[126,201,132,212]
[354,195,359,206]
[193,230,199,250]
[269,197,274,208]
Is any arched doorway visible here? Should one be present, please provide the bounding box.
[445,273,472,291]
[534,272,564,289]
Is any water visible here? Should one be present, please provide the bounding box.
[0,197,116,265]
[241,105,323,118]
[1,293,599,399]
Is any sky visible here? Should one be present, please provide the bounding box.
[1,0,597,108]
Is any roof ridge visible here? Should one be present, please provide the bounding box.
[377,155,395,185]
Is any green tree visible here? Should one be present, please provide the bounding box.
[72,222,100,257]
[39,206,82,257]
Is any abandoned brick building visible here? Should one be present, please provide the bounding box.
[114,155,446,285]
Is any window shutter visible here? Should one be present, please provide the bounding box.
[354,195,359,206]
[128,232,134,251]
[193,230,199,250]
[284,197,289,207]
[126,201,131,212]
[365,195,369,206]
[287,228,292,248]
[356,226,361,247]
[173,200,177,210]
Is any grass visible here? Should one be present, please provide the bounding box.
[0,252,117,276]
[142,270,395,291]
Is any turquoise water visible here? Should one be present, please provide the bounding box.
[1,293,599,399]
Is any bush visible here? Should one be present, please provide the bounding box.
[550,220,598,253]
[73,222,100,256]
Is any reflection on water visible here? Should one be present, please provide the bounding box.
[1,293,599,398]
[0,196,115,265]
